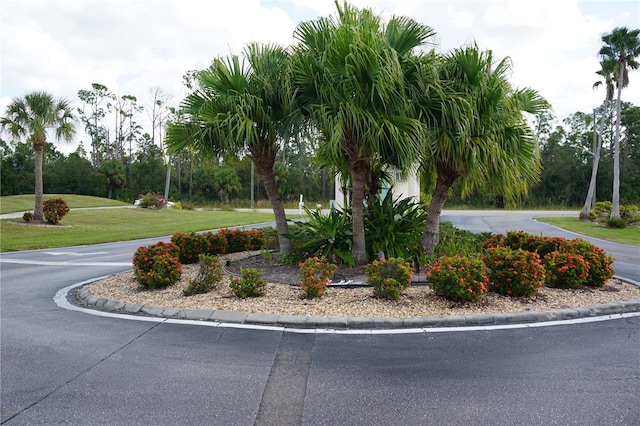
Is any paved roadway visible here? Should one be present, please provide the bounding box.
[1,211,639,425]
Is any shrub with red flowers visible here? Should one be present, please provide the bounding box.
[558,239,614,288]
[483,231,564,258]
[218,228,266,253]
[132,242,182,289]
[246,229,267,250]
[23,212,34,222]
[299,256,337,299]
[43,198,69,224]
[229,268,267,299]
[543,251,589,289]
[202,232,228,256]
[483,247,545,297]
[426,256,488,303]
[365,257,413,300]
[183,254,224,296]
[171,232,208,264]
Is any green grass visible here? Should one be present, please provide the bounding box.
[0,208,291,252]
[536,217,640,246]
[1,194,129,214]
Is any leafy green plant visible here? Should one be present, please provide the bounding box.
[299,256,337,299]
[183,254,224,296]
[483,247,545,297]
[139,192,165,209]
[426,256,488,303]
[202,231,228,255]
[229,268,267,299]
[22,212,34,222]
[420,221,491,266]
[544,251,590,289]
[606,217,628,228]
[364,191,426,262]
[365,257,413,301]
[43,198,69,224]
[132,242,182,289]
[288,207,354,266]
[558,239,614,288]
[171,232,208,264]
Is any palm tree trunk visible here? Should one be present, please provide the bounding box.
[580,103,607,220]
[33,143,44,221]
[420,174,454,255]
[611,67,623,220]
[254,159,291,255]
[350,165,367,266]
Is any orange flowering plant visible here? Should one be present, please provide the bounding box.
[299,256,337,299]
[426,255,488,303]
[483,247,545,297]
[132,242,182,289]
[171,232,208,264]
[43,198,69,224]
[543,251,589,289]
[558,239,613,288]
[365,257,413,300]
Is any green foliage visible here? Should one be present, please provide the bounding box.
[544,251,590,289]
[139,192,165,209]
[483,247,545,297]
[22,212,34,222]
[289,207,354,266]
[365,257,413,301]
[43,198,69,224]
[132,242,182,289]
[421,221,491,265]
[299,256,337,299]
[606,217,628,228]
[364,191,426,262]
[171,232,208,264]
[426,256,488,303]
[229,268,266,299]
[183,254,224,296]
[557,239,614,288]
[202,231,228,255]
[218,228,266,253]
[261,227,280,250]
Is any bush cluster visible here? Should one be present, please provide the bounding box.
[483,247,545,297]
[559,239,613,287]
[591,201,640,227]
[132,242,182,289]
[183,254,224,296]
[426,256,488,303]
[139,192,165,209]
[543,251,589,289]
[171,232,208,264]
[218,228,266,253]
[229,268,267,299]
[365,257,413,300]
[23,212,34,222]
[299,256,337,299]
[43,198,69,224]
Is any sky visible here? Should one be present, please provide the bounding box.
[1,0,639,154]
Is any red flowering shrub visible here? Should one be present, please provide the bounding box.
[544,251,590,289]
[132,242,182,289]
[365,257,413,300]
[43,198,69,224]
[426,256,488,303]
[483,231,564,258]
[246,229,267,250]
[218,228,266,253]
[483,247,545,297]
[171,232,208,264]
[202,232,228,256]
[558,239,614,288]
[229,268,266,299]
[299,256,337,299]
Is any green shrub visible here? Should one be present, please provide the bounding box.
[171,201,183,210]
[543,251,589,289]
[183,254,224,296]
[483,247,545,297]
[171,232,208,264]
[364,191,426,262]
[299,256,337,299]
[426,255,488,303]
[558,239,614,288]
[606,217,628,228]
[421,221,491,266]
[132,242,182,289]
[202,232,228,255]
[621,204,639,224]
[43,198,69,224]
[139,192,165,209]
[22,212,34,222]
[229,268,267,299]
[365,257,413,300]
[261,227,280,250]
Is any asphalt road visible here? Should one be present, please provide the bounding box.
[1,211,639,425]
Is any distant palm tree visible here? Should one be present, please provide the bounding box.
[1,91,76,220]
[166,43,296,254]
[579,58,616,220]
[419,45,548,254]
[599,27,640,220]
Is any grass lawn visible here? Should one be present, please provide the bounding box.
[0,208,291,252]
[536,217,640,246]
[1,194,129,214]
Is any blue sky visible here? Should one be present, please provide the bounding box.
[1,0,638,152]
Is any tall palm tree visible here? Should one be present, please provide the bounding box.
[1,91,76,220]
[418,45,548,254]
[599,27,640,220]
[291,2,433,265]
[166,43,296,254]
[579,58,616,220]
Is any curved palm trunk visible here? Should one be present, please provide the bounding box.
[350,165,368,266]
[33,143,45,221]
[611,68,623,220]
[420,174,455,255]
[580,103,607,220]
[254,158,291,255]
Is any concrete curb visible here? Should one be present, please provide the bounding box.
[74,284,640,330]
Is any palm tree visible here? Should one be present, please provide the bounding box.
[291,2,433,265]
[418,45,548,254]
[599,27,640,220]
[579,58,616,220]
[1,91,76,220]
[166,43,296,254]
